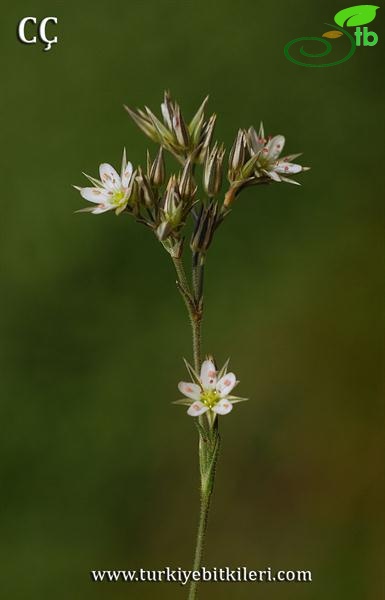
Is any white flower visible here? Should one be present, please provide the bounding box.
[247,123,309,185]
[74,150,135,215]
[175,358,247,422]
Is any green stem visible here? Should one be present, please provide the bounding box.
[171,250,218,600]
[172,254,202,371]
[188,493,211,600]
[192,252,205,309]
[191,251,205,371]
[188,422,220,600]
[191,311,202,373]
[172,255,192,307]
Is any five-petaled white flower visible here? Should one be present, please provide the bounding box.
[175,358,247,421]
[74,150,136,215]
[247,123,309,185]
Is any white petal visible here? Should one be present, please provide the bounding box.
[187,401,209,417]
[178,382,201,400]
[267,135,285,160]
[275,161,303,175]
[99,163,121,191]
[121,161,133,188]
[200,359,217,389]
[91,203,114,214]
[281,153,302,162]
[267,169,281,182]
[212,399,233,415]
[216,372,237,397]
[80,187,110,203]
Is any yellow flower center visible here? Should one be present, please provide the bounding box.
[111,190,126,206]
[200,389,219,408]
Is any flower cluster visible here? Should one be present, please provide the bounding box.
[225,123,309,206]
[124,91,216,163]
[74,91,308,255]
[175,358,247,425]
[74,92,310,422]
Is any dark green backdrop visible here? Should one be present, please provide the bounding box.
[1,1,383,598]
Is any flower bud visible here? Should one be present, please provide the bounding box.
[228,129,246,177]
[144,106,174,146]
[161,90,174,130]
[196,114,217,163]
[203,143,225,197]
[178,158,196,200]
[137,169,155,207]
[163,176,182,220]
[149,147,165,187]
[188,95,209,144]
[190,202,219,254]
[155,177,185,241]
[172,105,190,148]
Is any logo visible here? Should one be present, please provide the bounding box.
[17,17,58,52]
[284,5,379,67]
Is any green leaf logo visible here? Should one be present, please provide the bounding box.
[334,5,380,27]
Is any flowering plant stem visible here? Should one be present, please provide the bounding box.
[74,91,309,599]
[171,252,219,600]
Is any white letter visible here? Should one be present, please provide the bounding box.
[18,17,37,44]
[39,17,58,51]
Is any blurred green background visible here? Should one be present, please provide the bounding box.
[0,1,383,598]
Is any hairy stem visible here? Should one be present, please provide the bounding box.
[192,251,205,310]
[171,250,218,600]
[188,421,220,600]
[172,255,193,308]
[191,251,205,372]
[191,314,202,373]
[188,494,211,600]
[172,254,202,371]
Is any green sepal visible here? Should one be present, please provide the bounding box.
[217,358,230,381]
[228,396,249,403]
[183,358,201,386]
[172,398,192,406]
